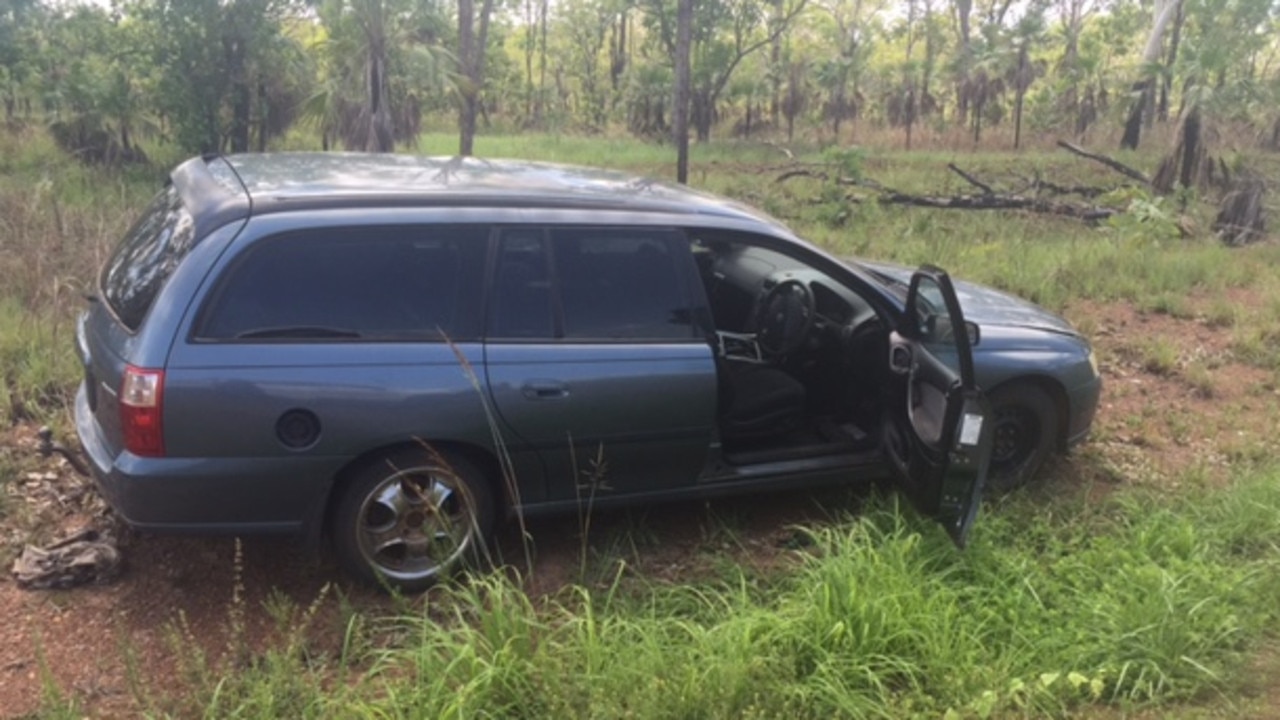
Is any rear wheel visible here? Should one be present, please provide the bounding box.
[987,384,1059,492]
[332,447,494,593]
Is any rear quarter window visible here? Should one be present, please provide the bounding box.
[101,186,197,331]
[194,225,488,341]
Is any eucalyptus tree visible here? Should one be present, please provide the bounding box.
[518,0,548,124]
[1119,0,1181,149]
[673,0,691,182]
[559,0,619,129]
[642,0,809,142]
[457,0,496,155]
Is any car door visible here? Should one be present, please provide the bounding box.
[882,265,993,547]
[483,226,718,503]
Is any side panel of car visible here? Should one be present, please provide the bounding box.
[486,344,717,500]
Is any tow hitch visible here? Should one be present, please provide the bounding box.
[36,425,92,478]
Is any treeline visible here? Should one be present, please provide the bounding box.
[2,0,1279,163]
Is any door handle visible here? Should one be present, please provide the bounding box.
[521,380,569,400]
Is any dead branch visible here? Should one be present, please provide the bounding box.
[1017,175,1118,199]
[1056,140,1150,185]
[867,189,1115,222]
[776,168,825,183]
[947,164,995,195]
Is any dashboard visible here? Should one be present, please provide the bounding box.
[696,241,876,338]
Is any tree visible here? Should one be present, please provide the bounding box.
[309,0,451,152]
[814,0,880,143]
[0,0,41,126]
[1006,3,1046,149]
[1119,0,1181,149]
[561,0,617,130]
[673,0,692,182]
[126,0,305,154]
[644,0,808,142]
[44,5,154,163]
[457,0,496,155]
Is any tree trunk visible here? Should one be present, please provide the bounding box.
[692,90,713,142]
[255,80,268,152]
[523,0,534,122]
[459,0,475,155]
[1120,80,1150,150]
[537,0,548,123]
[1119,0,1181,150]
[1158,1,1184,122]
[673,0,693,183]
[610,10,627,94]
[458,0,496,156]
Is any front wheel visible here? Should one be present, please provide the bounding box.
[987,384,1060,492]
[332,447,494,593]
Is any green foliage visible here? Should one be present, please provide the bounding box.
[96,469,1280,717]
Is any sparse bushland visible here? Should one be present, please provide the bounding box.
[3,129,1280,717]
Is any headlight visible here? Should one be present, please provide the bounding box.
[1087,347,1099,375]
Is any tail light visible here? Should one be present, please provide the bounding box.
[120,365,165,457]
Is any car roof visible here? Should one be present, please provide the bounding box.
[183,153,787,231]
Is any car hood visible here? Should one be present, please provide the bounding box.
[853,261,1079,337]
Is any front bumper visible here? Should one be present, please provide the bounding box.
[1064,371,1102,449]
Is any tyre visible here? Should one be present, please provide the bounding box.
[332,447,494,592]
[987,383,1060,492]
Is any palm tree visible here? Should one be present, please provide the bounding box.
[308,0,452,152]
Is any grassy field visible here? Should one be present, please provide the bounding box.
[3,127,1280,718]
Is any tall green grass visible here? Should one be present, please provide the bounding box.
[119,467,1280,719]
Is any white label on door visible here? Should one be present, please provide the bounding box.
[958,413,984,446]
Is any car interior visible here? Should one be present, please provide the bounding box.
[688,233,890,466]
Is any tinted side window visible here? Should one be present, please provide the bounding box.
[490,229,554,339]
[553,229,693,340]
[196,226,487,341]
[487,227,694,341]
[101,186,197,331]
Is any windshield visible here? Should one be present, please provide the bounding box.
[100,186,196,331]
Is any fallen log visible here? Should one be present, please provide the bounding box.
[867,190,1115,222]
[1018,175,1119,199]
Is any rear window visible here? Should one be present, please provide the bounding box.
[100,186,197,331]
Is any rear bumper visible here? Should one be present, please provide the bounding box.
[75,384,329,535]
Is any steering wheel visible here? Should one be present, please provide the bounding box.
[755,278,815,356]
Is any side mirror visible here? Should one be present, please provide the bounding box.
[966,321,980,348]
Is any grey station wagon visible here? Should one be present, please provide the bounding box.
[74,153,1101,591]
